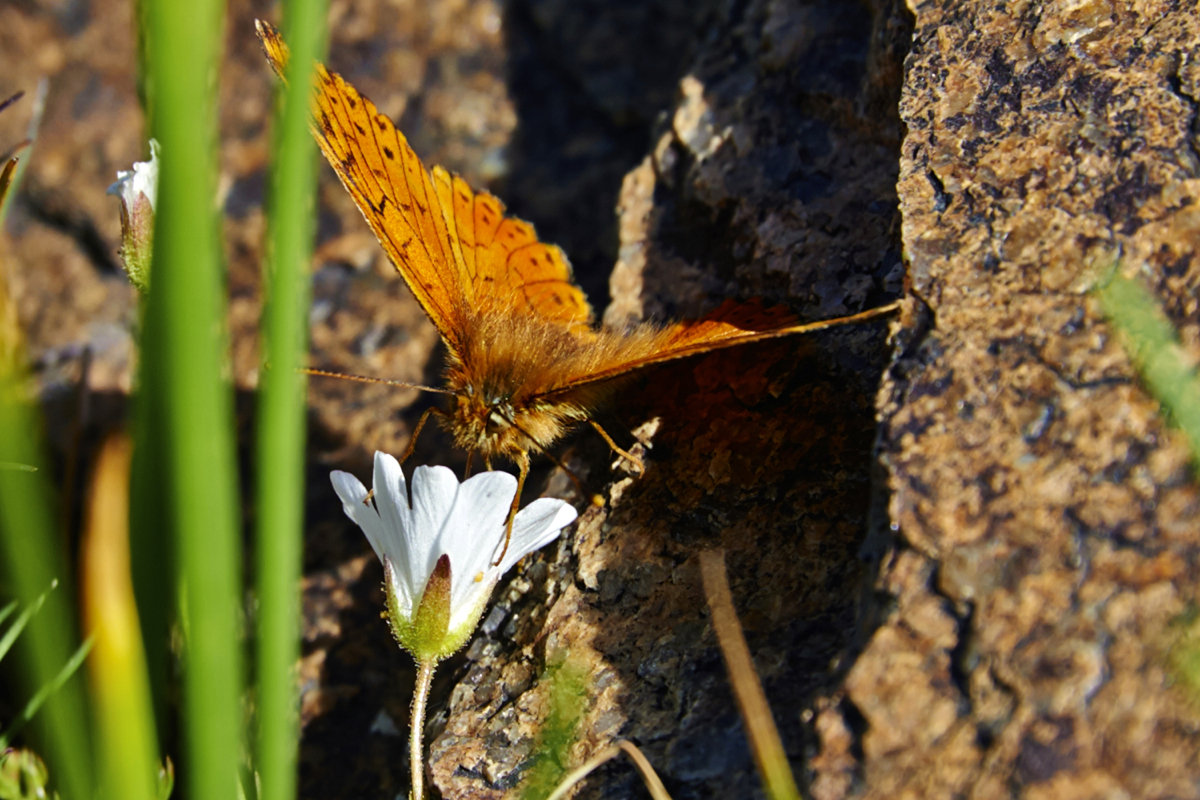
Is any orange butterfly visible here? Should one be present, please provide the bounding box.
[257,21,897,553]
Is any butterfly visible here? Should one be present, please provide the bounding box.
[256,21,898,556]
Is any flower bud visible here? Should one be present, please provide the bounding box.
[107,140,159,292]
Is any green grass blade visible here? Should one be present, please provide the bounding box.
[254,5,327,800]
[0,583,52,664]
[0,244,92,799]
[140,1,243,797]
[126,3,171,742]
[1095,271,1200,472]
[0,598,17,630]
[1,636,93,751]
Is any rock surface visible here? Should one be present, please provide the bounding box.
[864,1,1200,798]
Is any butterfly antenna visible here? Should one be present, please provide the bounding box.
[308,368,450,469]
[303,366,452,395]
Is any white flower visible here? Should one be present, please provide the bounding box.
[107,139,159,292]
[331,452,577,661]
[108,139,159,211]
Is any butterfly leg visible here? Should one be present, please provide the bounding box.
[588,419,645,475]
[399,406,441,465]
[515,429,600,505]
[492,451,529,566]
[531,446,588,497]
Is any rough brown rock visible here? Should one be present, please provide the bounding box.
[860,1,1200,798]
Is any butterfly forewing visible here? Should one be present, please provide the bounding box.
[257,20,592,352]
[434,169,479,300]
[259,22,473,352]
[504,242,590,328]
[540,299,901,401]
[321,78,470,346]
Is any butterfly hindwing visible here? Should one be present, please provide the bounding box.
[434,166,591,329]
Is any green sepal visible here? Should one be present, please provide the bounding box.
[384,555,491,663]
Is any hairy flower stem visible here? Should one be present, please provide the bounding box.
[410,659,435,800]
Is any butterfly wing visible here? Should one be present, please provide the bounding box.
[257,23,593,354]
[429,169,592,332]
[539,299,900,401]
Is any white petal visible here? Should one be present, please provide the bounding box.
[136,140,161,209]
[107,139,160,209]
[333,466,417,616]
[441,471,515,560]
[370,453,417,588]
[330,469,368,506]
[435,471,516,625]
[381,556,414,622]
[453,471,517,522]
[407,465,464,586]
[330,470,386,561]
[446,574,499,639]
[498,498,576,573]
[107,169,134,200]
